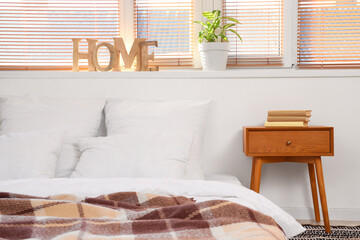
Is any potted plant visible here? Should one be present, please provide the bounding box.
[194,10,242,71]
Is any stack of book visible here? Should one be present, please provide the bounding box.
[265,110,312,127]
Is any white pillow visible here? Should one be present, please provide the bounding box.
[71,131,194,179]
[0,130,65,180]
[0,96,105,177]
[104,99,211,180]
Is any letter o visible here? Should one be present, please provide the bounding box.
[93,42,117,72]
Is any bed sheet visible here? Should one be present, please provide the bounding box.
[204,174,242,185]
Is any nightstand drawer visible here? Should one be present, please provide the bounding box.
[246,129,333,156]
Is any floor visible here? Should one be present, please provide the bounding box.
[298,220,360,227]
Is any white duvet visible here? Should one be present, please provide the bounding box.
[0,178,305,238]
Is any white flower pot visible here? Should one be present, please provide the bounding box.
[198,42,230,71]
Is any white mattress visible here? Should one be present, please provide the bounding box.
[204,174,242,185]
[0,177,304,237]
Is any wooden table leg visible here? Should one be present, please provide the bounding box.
[315,157,331,233]
[308,163,321,222]
[250,159,256,189]
[252,157,262,193]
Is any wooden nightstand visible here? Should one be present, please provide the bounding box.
[243,126,334,233]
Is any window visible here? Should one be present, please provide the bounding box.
[298,0,360,68]
[1,0,360,70]
[134,0,193,67]
[0,0,120,70]
[222,0,283,67]
[0,0,193,70]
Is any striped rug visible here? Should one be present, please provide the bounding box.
[291,225,360,240]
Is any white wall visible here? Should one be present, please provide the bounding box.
[1,70,359,221]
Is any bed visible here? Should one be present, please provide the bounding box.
[0,177,304,239]
[0,96,305,239]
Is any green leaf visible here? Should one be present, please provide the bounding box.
[202,11,215,20]
[228,29,242,41]
[222,16,240,24]
[193,21,208,29]
[212,18,220,30]
[220,34,228,42]
[223,23,235,29]
[206,33,216,42]
[198,30,206,43]
[212,10,221,18]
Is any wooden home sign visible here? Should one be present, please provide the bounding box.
[72,38,158,72]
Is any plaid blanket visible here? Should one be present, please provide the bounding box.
[0,192,286,240]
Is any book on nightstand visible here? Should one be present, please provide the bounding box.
[268,110,312,117]
[265,121,308,127]
[265,110,312,127]
[267,116,311,122]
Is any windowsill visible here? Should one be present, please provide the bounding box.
[1,68,359,79]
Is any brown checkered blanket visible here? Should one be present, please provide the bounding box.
[0,192,286,240]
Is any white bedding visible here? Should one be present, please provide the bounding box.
[204,174,242,185]
[0,178,304,238]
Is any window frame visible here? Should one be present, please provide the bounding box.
[119,0,135,50]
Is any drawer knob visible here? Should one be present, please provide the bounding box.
[286,141,292,146]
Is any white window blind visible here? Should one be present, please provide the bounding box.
[298,0,360,68]
[0,0,120,70]
[222,0,283,67]
[134,0,193,67]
